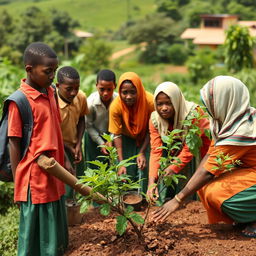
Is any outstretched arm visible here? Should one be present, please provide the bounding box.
[152,154,213,222]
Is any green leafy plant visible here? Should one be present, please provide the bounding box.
[0,181,15,215]
[212,151,242,173]
[224,24,255,73]
[0,206,19,256]
[155,129,187,194]
[78,134,146,240]
[152,108,210,200]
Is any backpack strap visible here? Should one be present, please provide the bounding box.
[2,90,33,159]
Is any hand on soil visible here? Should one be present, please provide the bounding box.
[152,198,180,222]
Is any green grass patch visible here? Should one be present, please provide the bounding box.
[0,0,156,31]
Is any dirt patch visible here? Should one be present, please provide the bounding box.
[65,201,256,256]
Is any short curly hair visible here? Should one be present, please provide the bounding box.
[96,69,116,83]
[57,66,80,84]
[23,42,57,65]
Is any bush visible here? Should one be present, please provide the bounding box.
[167,44,188,65]
[186,47,216,84]
[0,182,15,215]
[0,206,19,256]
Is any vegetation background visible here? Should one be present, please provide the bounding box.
[1,0,256,255]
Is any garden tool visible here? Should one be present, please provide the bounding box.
[37,154,106,204]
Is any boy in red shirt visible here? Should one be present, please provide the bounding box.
[8,42,69,255]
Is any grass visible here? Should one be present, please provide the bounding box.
[0,0,156,31]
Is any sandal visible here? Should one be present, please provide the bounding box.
[241,226,256,238]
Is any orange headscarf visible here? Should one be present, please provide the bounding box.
[110,72,154,145]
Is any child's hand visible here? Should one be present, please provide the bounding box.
[74,145,82,164]
[137,153,146,170]
[152,198,180,222]
[147,183,159,202]
[117,166,127,176]
[164,167,175,177]
[100,141,111,155]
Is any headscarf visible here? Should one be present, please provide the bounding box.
[115,72,153,144]
[151,81,196,137]
[200,75,256,146]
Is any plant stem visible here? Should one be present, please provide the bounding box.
[140,203,150,233]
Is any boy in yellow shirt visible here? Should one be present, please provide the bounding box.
[56,66,88,198]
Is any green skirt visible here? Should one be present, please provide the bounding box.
[221,184,256,223]
[122,135,149,194]
[84,132,106,169]
[18,189,68,256]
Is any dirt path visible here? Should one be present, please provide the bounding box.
[110,46,137,60]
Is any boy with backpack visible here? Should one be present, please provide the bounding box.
[7,42,69,256]
[56,66,88,200]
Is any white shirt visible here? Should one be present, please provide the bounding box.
[86,91,118,145]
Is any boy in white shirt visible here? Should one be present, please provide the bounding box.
[85,69,117,163]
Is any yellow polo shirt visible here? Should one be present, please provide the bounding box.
[58,90,88,147]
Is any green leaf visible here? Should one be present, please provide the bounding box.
[100,203,111,216]
[204,128,211,139]
[116,215,128,235]
[80,200,91,213]
[130,213,144,224]
[125,205,134,214]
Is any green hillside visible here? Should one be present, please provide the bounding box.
[0,0,156,31]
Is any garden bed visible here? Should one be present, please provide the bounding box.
[65,201,256,256]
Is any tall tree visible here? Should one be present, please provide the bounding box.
[224,24,255,73]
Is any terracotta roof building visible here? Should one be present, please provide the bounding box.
[181,14,256,49]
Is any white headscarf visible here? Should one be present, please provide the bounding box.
[200,75,256,146]
[151,82,196,137]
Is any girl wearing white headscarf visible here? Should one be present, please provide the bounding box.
[153,76,256,238]
[147,82,210,202]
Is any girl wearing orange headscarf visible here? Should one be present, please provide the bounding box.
[109,72,154,192]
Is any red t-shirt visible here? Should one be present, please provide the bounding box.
[8,80,65,203]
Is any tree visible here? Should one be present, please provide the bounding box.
[0,10,14,47]
[227,2,256,20]
[224,24,255,73]
[186,47,216,83]
[78,37,112,73]
[125,13,178,63]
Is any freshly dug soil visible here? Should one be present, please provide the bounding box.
[65,201,256,256]
[123,193,143,204]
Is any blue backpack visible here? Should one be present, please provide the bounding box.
[0,90,33,182]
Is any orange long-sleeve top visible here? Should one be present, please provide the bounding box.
[198,143,256,224]
[149,109,211,180]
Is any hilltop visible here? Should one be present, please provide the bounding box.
[0,0,156,31]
